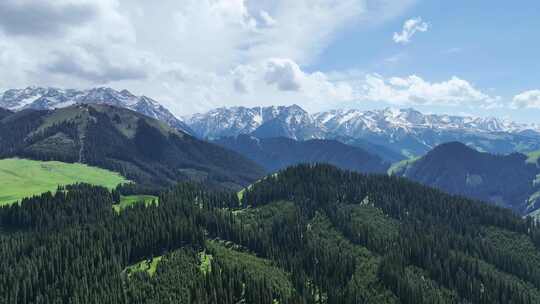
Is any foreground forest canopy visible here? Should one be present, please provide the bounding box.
[2,164,540,303]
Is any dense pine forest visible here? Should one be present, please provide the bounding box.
[2,164,540,303]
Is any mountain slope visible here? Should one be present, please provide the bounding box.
[0,158,127,205]
[344,137,407,163]
[4,165,540,303]
[214,134,389,174]
[0,104,264,189]
[0,87,193,134]
[391,142,540,214]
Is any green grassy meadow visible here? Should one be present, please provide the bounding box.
[198,251,214,275]
[527,150,540,166]
[124,256,163,277]
[113,195,159,213]
[0,158,128,206]
[387,156,420,175]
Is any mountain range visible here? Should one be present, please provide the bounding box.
[186,104,325,140]
[187,105,540,159]
[0,87,193,134]
[4,87,540,160]
[4,86,540,215]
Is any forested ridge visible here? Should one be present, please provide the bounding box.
[2,164,540,303]
[391,141,540,214]
[0,105,264,190]
[213,134,389,174]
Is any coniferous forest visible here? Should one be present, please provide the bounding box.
[2,164,540,303]
[2,1,540,303]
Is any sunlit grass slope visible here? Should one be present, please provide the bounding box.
[0,158,127,205]
[113,195,158,213]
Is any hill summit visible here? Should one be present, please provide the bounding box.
[391,141,540,214]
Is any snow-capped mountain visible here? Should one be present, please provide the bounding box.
[312,108,540,158]
[0,87,193,134]
[313,108,538,137]
[187,106,540,158]
[186,104,325,140]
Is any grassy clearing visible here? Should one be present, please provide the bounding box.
[0,158,127,206]
[527,150,540,166]
[124,256,163,277]
[387,156,420,175]
[198,251,214,275]
[113,195,158,213]
[237,172,280,205]
[236,188,246,202]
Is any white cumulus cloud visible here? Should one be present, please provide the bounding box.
[360,74,500,107]
[393,17,429,44]
[0,0,418,115]
[512,90,540,109]
[263,58,304,91]
[226,58,355,112]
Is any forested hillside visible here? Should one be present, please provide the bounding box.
[391,142,540,214]
[214,134,389,174]
[0,104,264,190]
[2,165,540,303]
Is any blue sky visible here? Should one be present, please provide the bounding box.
[0,0,538,123]
[313,1,540,123]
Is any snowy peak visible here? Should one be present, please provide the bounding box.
[188,105,540,141]
[0,87,192,134]
[187,105,540,158]
[187,106,266,139]
[187,104,324,140]
[77,87,140,107]
[0,86,142,110]
[313,107,539,135]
